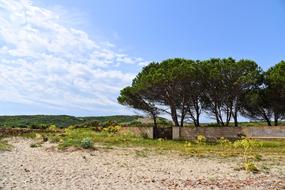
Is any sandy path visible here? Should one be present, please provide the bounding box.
[0,138,284,190]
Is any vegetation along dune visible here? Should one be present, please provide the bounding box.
[1,0,285,190]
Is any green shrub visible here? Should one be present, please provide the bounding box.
[233,138,260,156]
[80,137,94,149]
[76,120,100,128]
[217,137,231,147]
[254,154,262,161]
[103,125,121,133]
[0,139,11,151]
[243,161,259,173]
[101,121,119,128]
[141,132,150,139]
[30,143,41,148]
[129,121,143,126]
[196,135,206,144]
[29,124,49,129]
[48,125,57,131]
[135,150,148,157]
[49,134,61,143]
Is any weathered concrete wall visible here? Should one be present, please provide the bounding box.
[175,126,285,140]
[121,127,153,139]
[172,127,180,140]
[122,126,285,140]
[178,127,243,140]
[241,126,285,138]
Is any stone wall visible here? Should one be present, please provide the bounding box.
[173,126,285,140]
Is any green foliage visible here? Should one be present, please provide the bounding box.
[103,125,121,133]
[118,57,267,127]
[254,154,262,161]
[48,125,57,131]
[0,115,81,128]
[0,139,11,151]
[233,138,260,158]
[29,124,49,129]
[196,135,206,144]
[48,134,62,143]
[14,127,283,158]
[265,60,285,123]
[0,115,148,128]
[217,137,232,147]
[243,161,259,173]
[30,143,42,148]
[82,115,143,124]
[135,149,148,157]
[80,137,94,149]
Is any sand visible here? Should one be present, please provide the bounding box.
[0,138,284,190]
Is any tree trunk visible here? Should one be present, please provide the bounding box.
[215,113,221,126]
[265,117,272,126]
[196,114,200,127]
[152,113,157,139]
[171,108,179,126]
[180,116,184,127]
[226,108,232,127]
[262,110,272,126]
[233,113,238,127]
[274,113,279,126]
[232,107,238,127]
[152,114,157,128]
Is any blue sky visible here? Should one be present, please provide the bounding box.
[0,0,284,118]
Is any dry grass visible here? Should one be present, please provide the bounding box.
[12,128,285,159]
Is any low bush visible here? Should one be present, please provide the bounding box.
[233,138,260,155]
[101,121,119,128]
[243,161,259,173]
[217,137,232,147]
[196,135,206,144]
[30,143,42,148]
[48,125,57,131]
[75,120,100,129]
[80,137,94,149]
[254,154,262,161]
[49,134,61,143]
[28,124,49,130]
[0,139,11,151]
[103,125,121,133]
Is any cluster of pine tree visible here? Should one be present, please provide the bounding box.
[118,58,285,127]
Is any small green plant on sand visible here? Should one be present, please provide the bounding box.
[254,154,262,161]
[80,137,94,149]
[30,143,42,148]
[233,138,259,158]
[243,161,259,173]
[217,137,231,147]
[0,139,11,151]
[135,150,148,157]
[233,138,260,173]
[196,135,206,144]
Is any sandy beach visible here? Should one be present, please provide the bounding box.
[0,138,284,190]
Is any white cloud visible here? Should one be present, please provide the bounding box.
[0,0,146,114]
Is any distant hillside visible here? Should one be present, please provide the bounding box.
[81,115,143,124]
[0,115,82,128]
[0,115,169,128]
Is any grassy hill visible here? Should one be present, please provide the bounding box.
[0,115,169,128]
[1,115,280,129]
